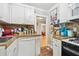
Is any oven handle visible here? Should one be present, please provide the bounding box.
[63,46,79,56]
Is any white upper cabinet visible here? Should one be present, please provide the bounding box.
[10,4,24,24]
[59,4,72,23]
[24,7,35,25]
[0,3,10,23]
[0,3,35,24]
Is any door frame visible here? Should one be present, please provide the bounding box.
[41,24,46,34]
[35,14,48,46]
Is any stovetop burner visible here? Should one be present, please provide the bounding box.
[69,38,79,44]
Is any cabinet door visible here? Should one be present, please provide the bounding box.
[35,37,41,56]
[59,4,72,23]
[12,39,18,56]
[7,44,14,56]
[11,4,24,24]
[24,7,34,25]
[0,46,6,56]
[18,38,35,56]
[0,4,4,18]
[0,3,10,23]
[7,39,18,56]
[53,43,59,56]
[56,39,61,56]
[52,38,61,56]
[52,39,58,56]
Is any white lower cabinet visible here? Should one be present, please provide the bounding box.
[0,46,6,56]
[0,37,41,56]
[18,37,36,56]
[52,38,61,56]
[35,37,41,56]
[7,39,18,56]
[18,37,41,56]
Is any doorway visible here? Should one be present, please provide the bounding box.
[36,15,46,47]
[41,24,46,47]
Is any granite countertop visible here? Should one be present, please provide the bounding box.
[62,38,79,46]
[53,36,75,41]
[53,36,62,41]
[18,34,41,37]
[0,36,17,49]
[0,34,41,48]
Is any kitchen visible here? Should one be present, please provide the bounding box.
[0,3,79,56]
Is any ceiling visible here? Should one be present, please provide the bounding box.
[23,3,56,10]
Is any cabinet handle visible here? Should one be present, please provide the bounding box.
[55,44,58,47]
[13,47,16,56]
[21,39,34,41]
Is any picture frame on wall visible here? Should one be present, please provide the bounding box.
[50,8,58,25]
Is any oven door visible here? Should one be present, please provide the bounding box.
[62,46,79,56]
[62,41,79,56]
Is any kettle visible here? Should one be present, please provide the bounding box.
[67,30,73,37]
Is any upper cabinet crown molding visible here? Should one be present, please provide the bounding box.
[10,3,34,9]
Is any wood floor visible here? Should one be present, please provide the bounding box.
[40,35,53,56]
[40,46,53,56]
[41,36,46,47]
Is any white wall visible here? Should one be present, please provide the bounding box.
[34,8,49,16]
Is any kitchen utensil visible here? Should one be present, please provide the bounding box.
[2,26,11,36]
[67,30,73,37]
[0,25,3,37]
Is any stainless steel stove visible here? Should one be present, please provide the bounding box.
[62,38,79,56]
[69,38,79,44]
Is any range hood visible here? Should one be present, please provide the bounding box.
[69,15,79,22]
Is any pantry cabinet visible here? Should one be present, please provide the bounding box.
[0,3,10,23]
[24,7,35,25]
[51,38,61,56]
[10,4,24,24]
